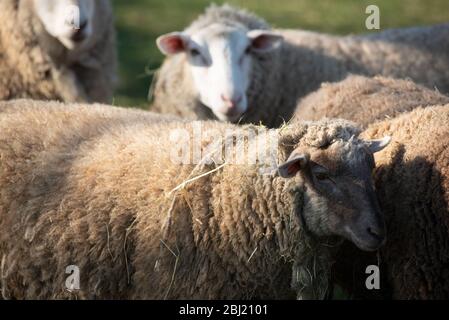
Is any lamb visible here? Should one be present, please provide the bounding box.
[152,4,449,128]
[333,105,449,299]
[0,99,390,299]
[294,75,449,127]
[0,0,118,103]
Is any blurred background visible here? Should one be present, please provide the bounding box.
[111,0,449,108]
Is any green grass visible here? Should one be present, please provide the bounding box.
[111,0,449,108]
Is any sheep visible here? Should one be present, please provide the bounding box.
[151,4,283,123]
[333,105,449,299]
[152,4,449,128]
[0,99,390,299]
[293,75,449,299]
[0,0,117,103]
[294,75,449,127]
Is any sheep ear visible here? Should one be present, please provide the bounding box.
[156,32,189,55]
[366,136,391,154]
[278,153,310,178]
[247,30,283,53]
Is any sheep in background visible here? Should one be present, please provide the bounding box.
[0,0,117,103]
[152,4,283,123]
[152,4,449,128]
[333,105,449,299]
[0,99,390,299]
[294,75,449,127]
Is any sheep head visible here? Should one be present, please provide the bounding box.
[32,0,97,50]
[156,24,282,122]
[278,130,391,252]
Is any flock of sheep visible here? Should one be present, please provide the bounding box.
[0,1,448,300]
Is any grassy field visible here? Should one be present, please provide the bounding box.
[111,0,449,108]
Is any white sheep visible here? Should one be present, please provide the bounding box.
[0,0,118,103]
[0,99,390,299]
[152,4,449,127]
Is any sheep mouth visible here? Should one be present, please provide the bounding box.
[350,233,386,252]
[228,112,246,123]
[212,110,246,123]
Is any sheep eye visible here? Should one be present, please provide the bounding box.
[245,45,252,54]
[190,48,200,57]
[315,172,330,181]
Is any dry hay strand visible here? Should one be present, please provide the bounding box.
[106,223,115,262]
[123,218,138,285]
[153,141,229,298]
[168,163,227,196]
[160,137,228,243]
[159,239,180,300]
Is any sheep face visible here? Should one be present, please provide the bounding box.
[33,0,96,50]
[157,25,282,122]
[279,136,391,251]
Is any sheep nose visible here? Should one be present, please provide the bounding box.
[221,94,243,108]
[367,226,385,243]
[71,20,88,42]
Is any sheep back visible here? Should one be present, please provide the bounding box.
[294,75,449,127]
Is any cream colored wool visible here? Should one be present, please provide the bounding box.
[294,75,449,127]
[0,99,377,299]
[0,0,117,103]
